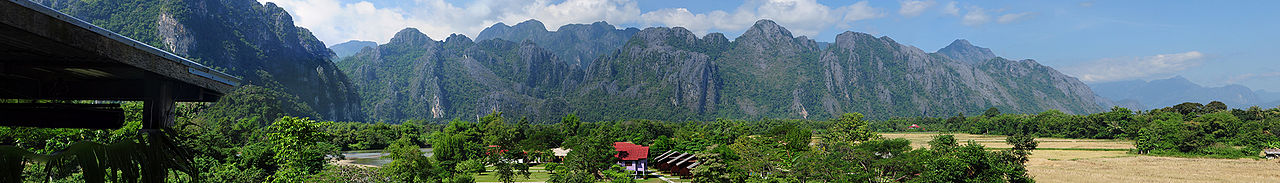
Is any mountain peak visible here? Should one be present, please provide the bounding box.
[477,19,549,41]
[741,19,794,39]
[513,19,547,30]
[389,28,432,44]
[736,19,812,52]
[937,39,996,64]
[590,21,614,28]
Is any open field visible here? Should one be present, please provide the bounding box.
[879,132,1135,150]
[1028,156,1280,183]
[883,132,1280,183]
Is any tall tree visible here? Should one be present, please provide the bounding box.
[265,116,338,182]
[828,113,877,143]
[381,136,436,182]
[984,107,1002,117]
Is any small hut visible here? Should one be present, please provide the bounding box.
[1263,149,1280,159]
[551,148,571,162]
[652,150,699,176]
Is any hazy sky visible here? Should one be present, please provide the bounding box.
[259,0,1280,92]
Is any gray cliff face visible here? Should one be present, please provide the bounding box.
[340,19,1106,122]
[339,28,580,122]
[814,31,1105,117]
[716,20,823,118]
[937,39,998,64]
[579,27,721,118]
[41,0,364,121]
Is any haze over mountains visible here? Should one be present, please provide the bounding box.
[1090,76,1280,110]
[335,19,1107,122]
[329,40,377,60]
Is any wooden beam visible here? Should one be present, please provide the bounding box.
[143,77,174,129]
[0,103,123,129]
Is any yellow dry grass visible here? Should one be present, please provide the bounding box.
[1028,156,1280,183]
[883,132,1280,183]
[879,132,1134,149]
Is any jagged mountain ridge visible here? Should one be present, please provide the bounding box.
[340,19,1106,122]
[937,39,998,64]
[37,0,363,121]
[476,20,640,69]
[336,29,580,122]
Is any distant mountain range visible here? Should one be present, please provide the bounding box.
[330,40,378,60]
[1091,76,1280,110]
[336,19,1106,122]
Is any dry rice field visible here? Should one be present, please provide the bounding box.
[883,132,1280,183]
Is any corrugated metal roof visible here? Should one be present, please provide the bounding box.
[613,142,649,161]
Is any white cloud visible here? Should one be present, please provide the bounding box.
[898,0,934,17]
[997,12,1032,24]
[641,0,882,38]
[961,6,990,26]
[260,0,414,46]
[262,0,886,45]
[1064,51,1206,83]
[639,8,745,36]
[941,1,959,15]
[841,1,884,22]
[260,0,643,45]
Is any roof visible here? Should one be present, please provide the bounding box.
[666,153,691,164]
[552,148,571,156]
[484,145,509,155]
[1,0,239,101]
[1265,149,1280,155]
[654,150,676,161]
[613,142,649,161]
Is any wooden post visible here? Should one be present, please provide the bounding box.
[143,77,174,129]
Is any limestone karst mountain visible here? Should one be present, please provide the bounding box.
[339,19,1106,122]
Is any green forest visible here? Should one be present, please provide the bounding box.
[4,85,1278,182]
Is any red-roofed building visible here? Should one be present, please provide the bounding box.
[613,142,649,177]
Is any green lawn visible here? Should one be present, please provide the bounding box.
[473,164,551,182]
[473,171,552,182]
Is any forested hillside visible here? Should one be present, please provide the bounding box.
[342,20,1106,122]
[35,0,363,121]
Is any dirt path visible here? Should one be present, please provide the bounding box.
[332,159,378,168]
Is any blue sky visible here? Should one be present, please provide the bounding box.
[260,0,1280,91]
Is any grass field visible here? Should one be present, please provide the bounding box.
[879,132,1135,150]
[338,133,1280,182]
[883,132,1280,183]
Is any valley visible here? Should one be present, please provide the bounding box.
[2,0,1277,182]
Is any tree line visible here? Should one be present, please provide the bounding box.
[4,86,1278,182]
[872,102,1280,158]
